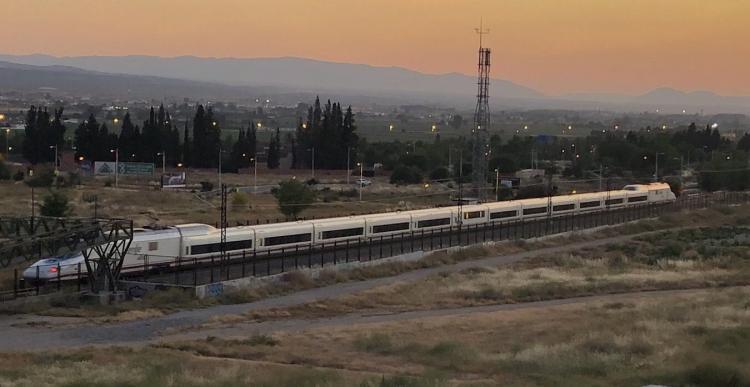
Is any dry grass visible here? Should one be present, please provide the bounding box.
[241,223,750,322]
[161,287,750,386]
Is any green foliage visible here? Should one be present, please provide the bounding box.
[12,170,24,181]
[274,179,316,219]
[25,167,55,187]
[0,161,10,180]
[231,192,248,208]
[40,190,71,217]
[267,127,281,169]
[429,167,449,181]
[390,165,422,185]
[295,97,359,170]
[199,181,214,192]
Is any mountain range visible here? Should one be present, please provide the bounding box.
[0,54,748,113]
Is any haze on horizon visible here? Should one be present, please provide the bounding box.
[4,0,749,96]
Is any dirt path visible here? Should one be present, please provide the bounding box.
[0,229,685,351]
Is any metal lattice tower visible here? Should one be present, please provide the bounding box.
[472,22,491,201]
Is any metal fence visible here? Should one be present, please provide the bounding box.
[3,191,749,301]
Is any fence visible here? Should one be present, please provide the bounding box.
[3,191,749,301]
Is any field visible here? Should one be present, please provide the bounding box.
[0,287,748,386]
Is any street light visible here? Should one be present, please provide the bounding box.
[308,148,315,178]
[388,124,394,132]
[4,128,10,155]
[494,168,500,199]
[113,117,119,124]
[49,145,58,172]
[245,154,257,195]
[357,163,364,202]
[431,124,437,132]
[156,151,166,175]
[110,148,119,188]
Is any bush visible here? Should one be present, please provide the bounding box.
[0,161,10,180]
[231,192,248,208]
[274,179,316,219]
[25,167,55,188]
[429,167,449,181]
[40,190,71,217]
[306,178,319,186]
[390,165,422,185]
[12,170,24,181]
[200,181,214,192]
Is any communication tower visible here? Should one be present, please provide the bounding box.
[472,22,491,201]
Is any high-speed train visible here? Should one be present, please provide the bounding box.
[23,183,675,281]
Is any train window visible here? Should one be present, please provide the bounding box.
[605,198,624,205]
[265,233,312,246]
[190,239,253,255]
[579,200,601,208]
[523,207,547,215]
[628,196,648,203]
[148,242,158,251]
[416,218,451,228]
[490,210,517,219]
[463,211,485,220]
[553,204,575,212]
[321,227,363,239]
[372,222,410,234]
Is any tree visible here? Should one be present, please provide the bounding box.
[390,165,422,185]
[40,190,71,217]
[274,180,315,219]
[267,128,281,169]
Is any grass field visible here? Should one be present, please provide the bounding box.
[1,287,748,386]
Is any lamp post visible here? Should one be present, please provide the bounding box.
[49,145,58,173]
[357,162,363,201]
[654,152,664,182]
[246,155,257,195]
[4,128,9,156]
[156,151,166,175]
[110,148,119,188]
[310,147,315,178]
[346,146,352,186]
[494,168,499,199]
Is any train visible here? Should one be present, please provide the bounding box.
[23,183,676,281]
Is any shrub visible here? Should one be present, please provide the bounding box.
[40,190,71,217]
[0,161,10,180]
[274,179,315,219]
[354,333,394,354]
[25,167,55,187]
[390,165,422,185]
[200,181,214,192]
[12,170,24,181]
[429,167,449,181]
[231,192,249,208]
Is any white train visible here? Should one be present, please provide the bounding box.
[23,183,675,281]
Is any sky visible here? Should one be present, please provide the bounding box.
[3,0,749,96]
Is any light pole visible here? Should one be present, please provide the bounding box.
[246,155,257,195]
[156,151,166,175]
[346,146,352,186]
[357,162,363,202]
[110,148,119,188]
[4,128,9,156]
[654,152,664,182]
[49,145,58,173]
[218,148,223,190]
[310,147,315,179]
[494,168,499,199]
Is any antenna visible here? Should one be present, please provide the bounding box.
[475,18,490,49]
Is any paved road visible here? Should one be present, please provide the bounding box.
[0,228,685,351]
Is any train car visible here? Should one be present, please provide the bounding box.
[254,221,314,251]
[550,195,577,216]
[364,212,412,238]
[407,207,456,231]
[485,200,522,222]
[183,226,254,259]
[313,217,366,245]
[518,198,550,219]
[459,204,490,226]
[574,192,605,213]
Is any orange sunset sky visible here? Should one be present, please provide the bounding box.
[3,0,749,95]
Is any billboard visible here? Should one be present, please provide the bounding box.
[161,172,187,188]
[94,162,155,176]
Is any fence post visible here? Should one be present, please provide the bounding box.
[345,240,350,263]
[193,258,198,286]
[379,236,384,258]
[175,257,180,285]
[295,245,299,269]
[281,248,285,273]
[309,244,313,268]
[333,241,338,265]
[253,251,257,276]
[266,250,271,275]
[56,263,61,291]
[13,269,18,299]
[35,266,40,296]
[210,255,214,283]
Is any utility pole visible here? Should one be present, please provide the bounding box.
[346,147,351,185]
[357,162,363,201]
[458,150,463,225]
[218,148,222,190]
[494,168,499,200]
[110,148,119,188]
[599,164,603,191]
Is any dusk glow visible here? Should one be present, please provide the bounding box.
[4,0,749,95]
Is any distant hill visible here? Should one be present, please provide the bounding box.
[0,54,749,113]
[0,54,542,101]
